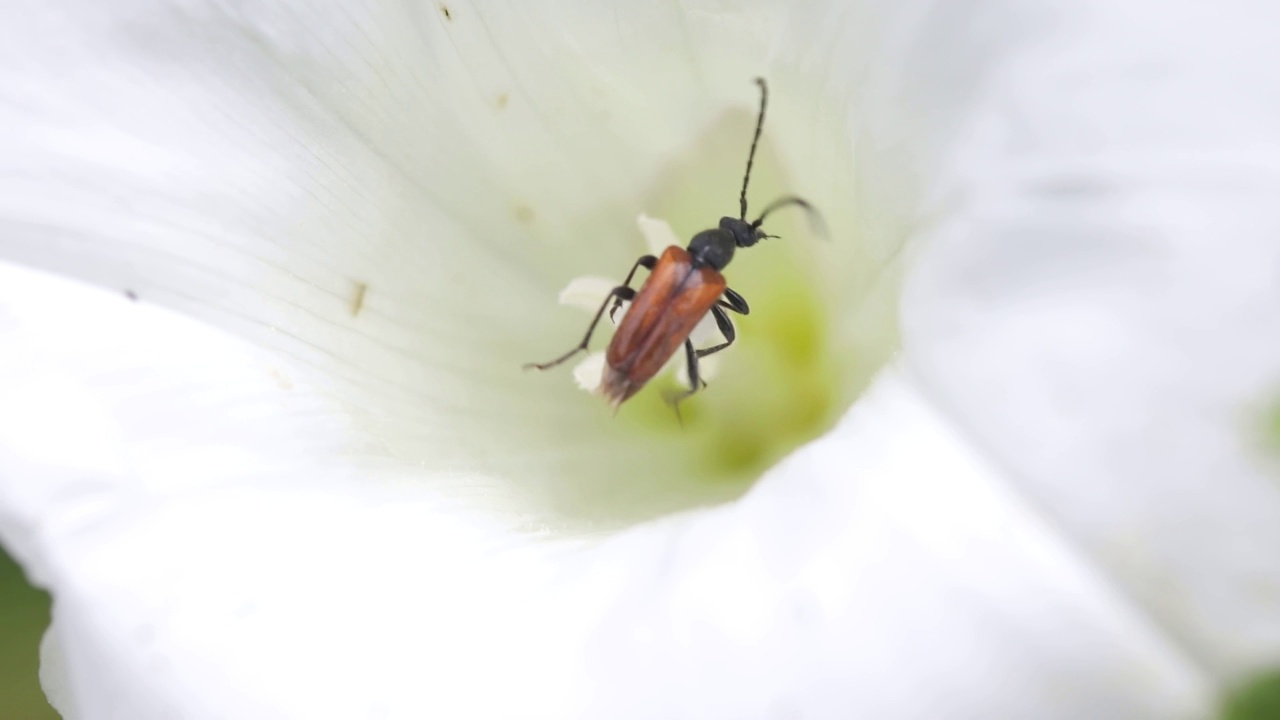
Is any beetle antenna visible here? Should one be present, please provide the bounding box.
[739,77,768,221]
[751,195,828,238]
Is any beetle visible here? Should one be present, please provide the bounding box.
[524,78,820,413]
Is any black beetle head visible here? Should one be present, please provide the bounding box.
[719,216,768,248]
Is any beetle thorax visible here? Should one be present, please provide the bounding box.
[686,229,736,271]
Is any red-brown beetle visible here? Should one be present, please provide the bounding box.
[525,78,820,412]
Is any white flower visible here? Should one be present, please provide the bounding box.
[2,1,1280,719]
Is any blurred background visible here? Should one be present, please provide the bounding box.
[0,546,56,718]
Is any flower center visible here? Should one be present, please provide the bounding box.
[616,124,841,472]
[510,100,898,528]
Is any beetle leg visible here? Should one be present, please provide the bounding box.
[691,287,748,360]
[720,287,750,315]
[608,255,658,322]
[670,339,704,426]
[524,285,637,371]
[695,305,737,359]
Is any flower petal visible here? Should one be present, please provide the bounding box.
[0,0,871,523]
[5,0,1257,716]
[0,261,373,565]
[636,214,682,255]
[9,360,1212,718]
[901,0,1280,677]
[577,369,1210,718]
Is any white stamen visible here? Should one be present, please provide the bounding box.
[558,276,623,315]
[572,352,608,391]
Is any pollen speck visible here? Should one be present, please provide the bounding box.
[350,281,368,316]
[514,204,536,225]
[270,368,293,391]
[440,4,452,20]
[496,93,509,110]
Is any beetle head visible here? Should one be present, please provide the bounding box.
[719,216,768,248]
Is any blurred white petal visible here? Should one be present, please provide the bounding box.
[0,270,1212,716]
[38,625,76,719]
[901,0,1280,673]
[636,213,683,254]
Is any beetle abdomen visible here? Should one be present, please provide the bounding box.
[600,245,726,404]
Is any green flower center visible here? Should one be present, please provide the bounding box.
[528,103,898,526]
[620,125,842,476]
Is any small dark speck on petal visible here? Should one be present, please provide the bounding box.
[514,204,535,225]
[124,289,138,301]
[440,4,452,20]
[496,92,509,110]
[351,281,368,316]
